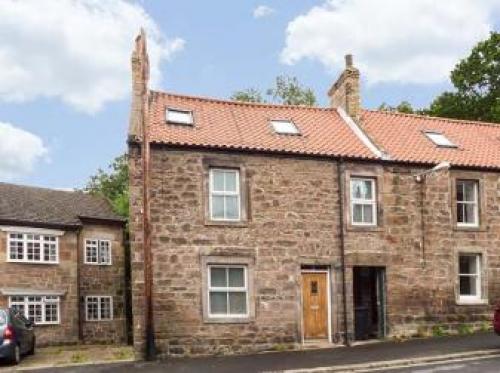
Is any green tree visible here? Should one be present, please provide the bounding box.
[231,75,317,106]
[230,88,264,103]
[266,75,316,106]
[84,154,129,219]
[429,32,500,123]
[378,101,415,114]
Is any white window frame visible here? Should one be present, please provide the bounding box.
[8,295,60,325]
[84,239,112,265]
[209,168,241,222]
[424,131,457,147]
[208,265,249,318]
[166,108,194,125]
[270,119,300,135]
[350,177,377,226]
[458,254,482,303]
[456,180,479,227]
[7,232,59,264]
[85,296,113,322]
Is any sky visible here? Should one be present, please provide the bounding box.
[0,0,499,189]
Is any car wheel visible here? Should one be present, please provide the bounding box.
[10,344,20,364]
[28,337,35,355]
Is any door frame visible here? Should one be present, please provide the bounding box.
[300,268,332,344]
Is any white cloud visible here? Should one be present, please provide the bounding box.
[0,0,185,113]
[0,122,48,180]
[281,0,500,84]
[253,5,275,19]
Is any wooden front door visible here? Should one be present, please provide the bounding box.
[302,272,328,340]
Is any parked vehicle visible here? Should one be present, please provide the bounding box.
[494,304,500,335]
[0,308,35,364]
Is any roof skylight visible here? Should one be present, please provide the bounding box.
[166,108,194,125]
[424,131,456,148]
[270,120,300,135]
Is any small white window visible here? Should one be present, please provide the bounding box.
[456,180,479,227]
[7,233,58,264]
[85,239,112,265]
[458,254,481,302]
[85,296,113,321]
[166,108,193,125]
[208,265,248,318]
[9,295,60,325]
[350,178,377,226]
[270,120,300,135]
[425,131,456,147]
[209,169,241,221]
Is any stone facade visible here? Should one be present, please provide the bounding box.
[0,222,126,346]
[129,145,500,357]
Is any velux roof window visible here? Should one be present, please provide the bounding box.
[270,120,300,135]
[424,131,457,148]
[166,108,194,126]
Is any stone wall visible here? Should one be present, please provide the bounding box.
[79,223,127,344]
[0,229,79,346]
[130,146,500,357]
[0,222,126,346]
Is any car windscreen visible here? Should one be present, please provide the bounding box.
[0,310,6,325]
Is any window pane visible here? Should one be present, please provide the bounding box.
[464,204,476,224]
[225,172,237,192]
[210,267,227,287]
[459,256,477,274]
[229,292,247,314]
[209,292,227,314]
[225,196,239,220]
[100,298,111,319]
[352,204,363,223]
[463,182,476,202]
[228,268,244,287]
[456,182,464,201]
[211,196,225,219]
[460,276,477,296]
[45,303,58,323]
[457,203,465,223]
[212,171,225,192]
[351,180,363,199]
[363,180,373,199]
[87,298,99,320]
[363,204,374,223]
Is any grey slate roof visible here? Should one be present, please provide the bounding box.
[0,183,124,228]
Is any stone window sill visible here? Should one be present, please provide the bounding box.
[203,317,254,324]
[456,299,488,306]
[453,225,487,233]
[347,225,384,232]
[204,220,248,228]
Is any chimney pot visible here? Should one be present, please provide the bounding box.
[345,54,353,68]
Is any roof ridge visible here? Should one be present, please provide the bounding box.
[363,109,500,128]
[0,182,79,194]
[150,90,335,111]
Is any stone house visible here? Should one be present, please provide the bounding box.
[0,183,127,346]
[128,32,500,357]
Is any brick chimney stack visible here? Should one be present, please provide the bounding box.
[328,54,361,122]
[128,28,150,141]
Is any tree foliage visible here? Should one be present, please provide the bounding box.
[230,88,264,103]
[231,75,316,106]
[429,32,500,123]
[84,154,129,219]
[378,101,416,114]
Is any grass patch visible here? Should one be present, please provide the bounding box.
[111,348,135,361]
[70,352,89,364]
[431,324,448,337]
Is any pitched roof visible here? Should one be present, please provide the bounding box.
[146,90,500,169]
[147,91,377,160]
[0,183,124,228]
[361,110,500,169]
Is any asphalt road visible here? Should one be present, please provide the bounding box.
[387,355,500,372]
[19,332,500,373]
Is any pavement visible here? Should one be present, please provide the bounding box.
[385,355,500,372]
[15,331,500,372]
